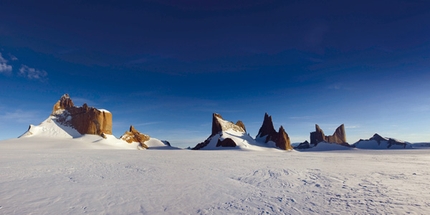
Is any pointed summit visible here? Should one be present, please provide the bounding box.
[193,113,248,150]
[310,124,326,145]
[256,113,277,142]
[52,93,74,115]
[353,133,411,149]
[211,113,223,136]
[211,113,246,136]
[256,113,293,150]
[327,124,346,144]
[276,126,293,150]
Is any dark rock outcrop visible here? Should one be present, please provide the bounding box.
[216,138,237,147]
[256,113,277,143]
[120,125,150,149]
[256,113,293,150]
[295,140,311,149]
[310,124,349,146]
[52,94,113,137]
[193,113,246,150]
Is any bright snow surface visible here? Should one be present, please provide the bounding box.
[1,138,430,214]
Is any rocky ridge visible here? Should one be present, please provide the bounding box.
[52,94,112,138]
[310,124,349,146]
[193,113,249,150]
[256,113,293,150]
[120,125,151,149]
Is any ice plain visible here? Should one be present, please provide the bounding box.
[1,137,430,215]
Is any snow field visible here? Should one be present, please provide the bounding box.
[1,139,429,215]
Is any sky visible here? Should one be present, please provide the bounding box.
[1,0,430,147]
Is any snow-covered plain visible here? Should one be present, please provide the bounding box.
[1,137,430,214]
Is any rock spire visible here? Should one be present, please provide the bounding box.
[310,124,348,146]
[256,113,293,150]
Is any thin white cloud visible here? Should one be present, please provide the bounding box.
[0,63,12,74]
[0,109,42,124]
[8,53,18,61]
[19,65,48,81]
[0,52,12,74]
[0,52,7,63]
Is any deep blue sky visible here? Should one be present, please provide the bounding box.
[1,0,430,147]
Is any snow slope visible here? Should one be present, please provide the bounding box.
[18,115,172,150]
[197,130,281,151]
[19,115,81,138]
[1,138,430,214]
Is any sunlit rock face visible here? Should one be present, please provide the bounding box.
[193,113,246,150]
[310,124,348,146]
[211,113,246,136]
[120,125,150,149]
[52,94,112,137]
[256,113,293,150]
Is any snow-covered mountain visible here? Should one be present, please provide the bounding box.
[19,94,172,150]
[192,113,286,151]
[193,113,258,150]
[353,133,412,149]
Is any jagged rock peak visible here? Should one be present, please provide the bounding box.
[277,126,293,150]
[256,112,277,140]
[51,94,113,137]
[211,113,246,136]
[235,120,246,132]
[310,124,348,146]
[329,124,346,143]
[52,93,74,115]
[193,113,247,150]
[120,125,150,149]
[256,113,292,150]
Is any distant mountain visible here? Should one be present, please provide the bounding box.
[352,133,412,149]
[295,124,350,150]
[255,113,292,150]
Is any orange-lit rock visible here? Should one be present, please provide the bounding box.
[52,94,112,137]
[120,125,150,149]
[276,126,293,150]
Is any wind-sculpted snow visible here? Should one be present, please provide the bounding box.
[1,138,430,214]
[19,115,81,138]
